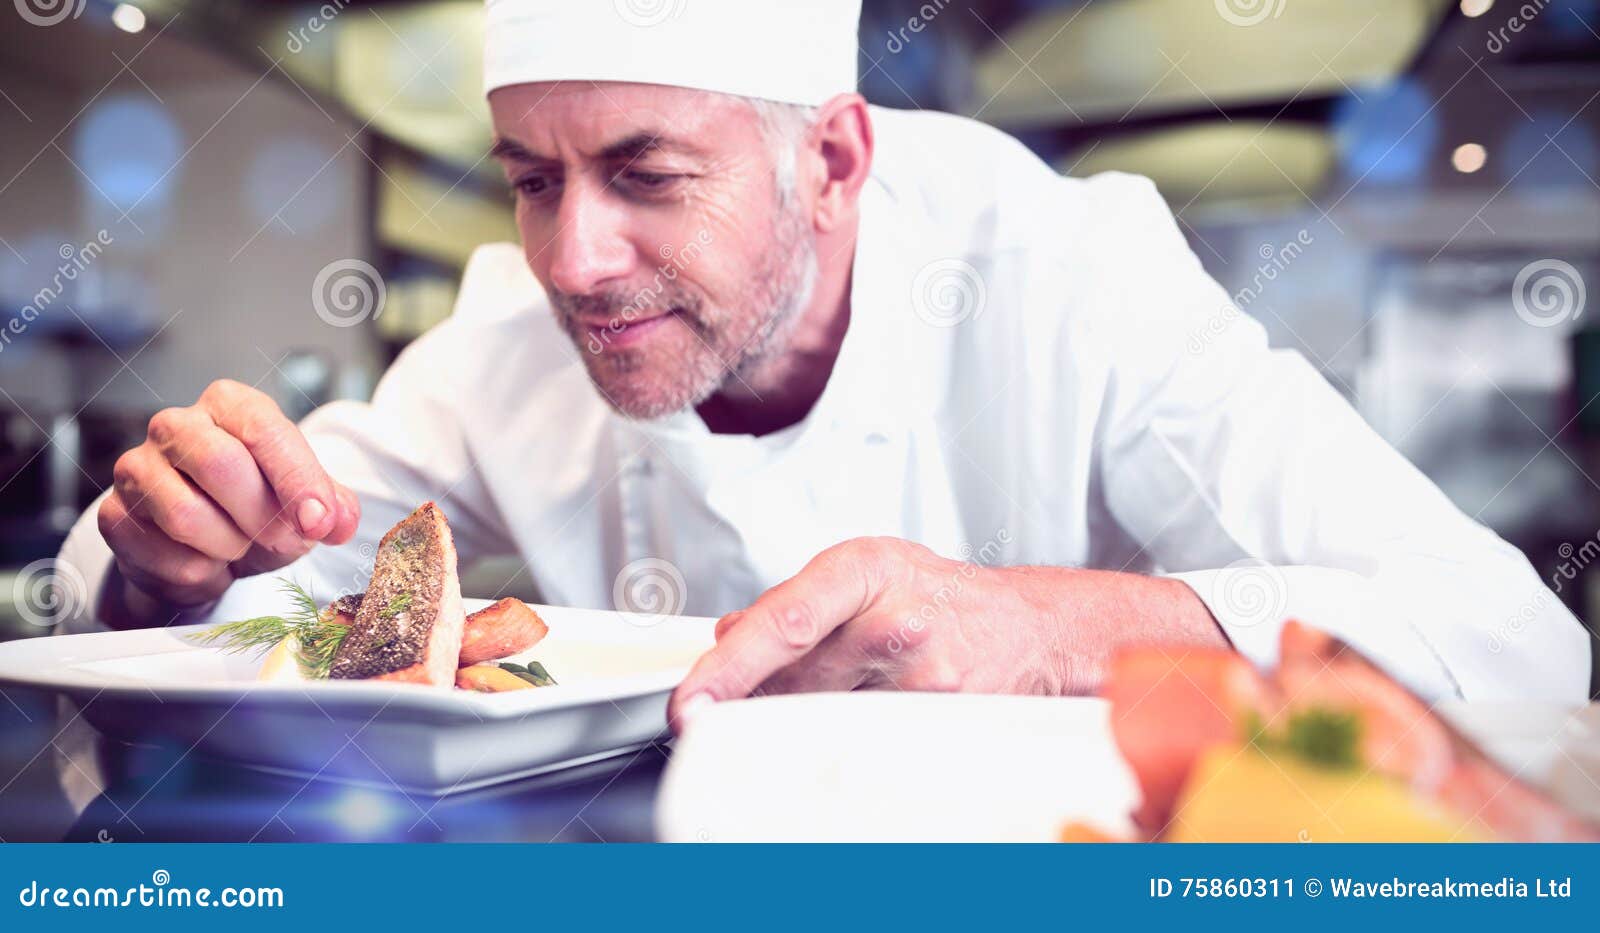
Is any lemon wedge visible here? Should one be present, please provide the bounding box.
[256,636,306,683]
[1168,746,1487,842]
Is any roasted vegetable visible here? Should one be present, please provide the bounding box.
[456,664,538,693]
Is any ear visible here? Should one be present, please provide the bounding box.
[804,93,874,234]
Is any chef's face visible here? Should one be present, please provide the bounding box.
[488,82,817,420]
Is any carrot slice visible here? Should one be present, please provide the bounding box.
[458,598,550,667]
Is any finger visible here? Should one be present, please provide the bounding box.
[755,624,881,696]
[668,547,877,725]
[199,380,338,541]
[229,539,314,579]
[326,483,362,545]
[100,498,232,605]
[149,407,304,554]
[116,444,254,563]
[713,610,746,641]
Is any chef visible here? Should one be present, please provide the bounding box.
[56,0,1590,719]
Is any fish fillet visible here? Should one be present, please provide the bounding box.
[328,502,464,686]
[323,593,549,668]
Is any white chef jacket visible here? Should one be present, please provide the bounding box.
[57,106,1591,702]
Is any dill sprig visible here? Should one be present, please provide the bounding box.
[193,578,351,679]
[1280,708,1362,769]
[378,592,411,620]
[1244,707,1363,770]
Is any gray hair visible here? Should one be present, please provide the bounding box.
[745,98,817,201]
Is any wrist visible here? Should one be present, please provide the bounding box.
[1000,566,1227,694]
[99,565,218,630]
[993,564,1105,693]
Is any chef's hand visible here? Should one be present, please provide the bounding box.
[96,379,361,627]
[667,537,1227,731]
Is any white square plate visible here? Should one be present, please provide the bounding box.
[0,600,714,795]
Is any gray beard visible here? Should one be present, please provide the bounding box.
[551,199,820,422]
[727,208,818,385]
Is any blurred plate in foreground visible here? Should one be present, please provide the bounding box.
[656,692,1139,842]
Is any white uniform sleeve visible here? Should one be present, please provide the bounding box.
[1085,174,1590,702]
[54,313,517,634]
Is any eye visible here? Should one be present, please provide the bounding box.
[514,175,557,199]
[618,170,681,193]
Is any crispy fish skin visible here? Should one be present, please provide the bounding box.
[458,598,549,667]
[328,593,363,625]
[328,502,464,686]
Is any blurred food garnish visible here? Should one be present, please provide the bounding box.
[1087,620,1600,843]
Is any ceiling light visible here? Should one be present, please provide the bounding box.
[1452,142,1488,173]
[111,3,146,34]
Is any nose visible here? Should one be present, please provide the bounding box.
[543,180,634,296]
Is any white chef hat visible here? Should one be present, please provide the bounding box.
[483,0,861,106]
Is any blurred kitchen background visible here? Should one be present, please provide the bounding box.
[0,0,1596,692]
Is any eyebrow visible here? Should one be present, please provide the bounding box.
[488,137,550,163]
[489,132,707,164]
[598,133,667,161]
